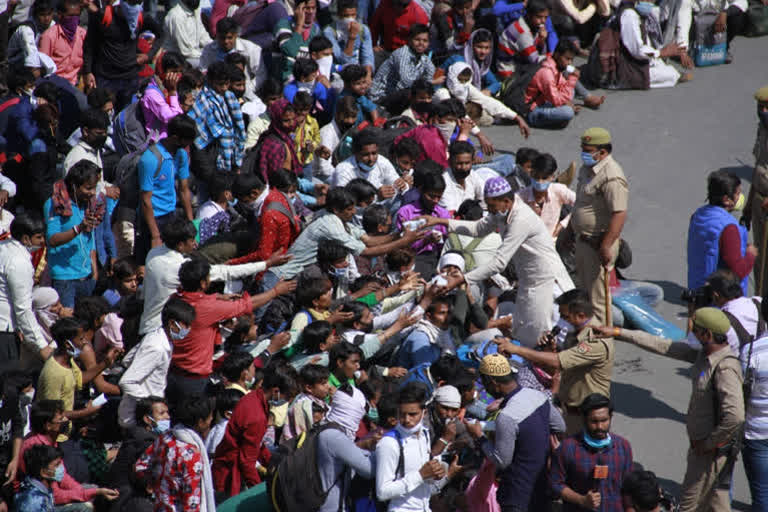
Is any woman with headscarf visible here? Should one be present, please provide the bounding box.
[441,28,501,96]
[254,98,301,182]
[253,98,324,208]
[435,62,524,127]
[32,287,71,346]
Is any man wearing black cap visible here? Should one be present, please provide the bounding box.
[465,354,565,512]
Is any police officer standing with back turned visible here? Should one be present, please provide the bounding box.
[566,127,629,326]
[597,307,744,512]
[742,85,768,294]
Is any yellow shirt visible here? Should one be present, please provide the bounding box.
[294,115,321,165]
[38,356,82,441]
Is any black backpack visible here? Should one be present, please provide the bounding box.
[499,62,544,118]
[268,422,345,512]
[113,144,163,223]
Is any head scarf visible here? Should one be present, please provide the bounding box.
[33,287,60,344]
[258,98,302,175]
[94,313,124,354]
[433,385,461,408]
[465,29,493,90]
[325,385,367,438]
[446,62,472,103]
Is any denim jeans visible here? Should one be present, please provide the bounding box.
[527,103,575,128]
[743,437,768,509]
[473,154,517,177]
[53,278,96,309]
[254,270,281,325]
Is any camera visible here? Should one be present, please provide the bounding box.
[681,285,712,308]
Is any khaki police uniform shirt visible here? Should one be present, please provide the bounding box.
[570,155,629,237]
[557,321,615,408]
[686,346,745,450]
[752,124,768,196]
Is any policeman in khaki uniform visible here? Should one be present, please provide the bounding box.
[743,86,768,293]
[598,308,744,512]
[495,289,614,434]
[567,127,629,326]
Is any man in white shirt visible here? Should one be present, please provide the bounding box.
[375,383,459,511]
[700,269,764,353]
[163,0,213,67]
[138,217,292,335]
[199,17,267,101]
[0,213,50,371]
[314,96,358,183]
[331,129,407,205]
[118,297,195,427]
[423,176,574,347]
[440,141,487,213]
[619,3,684,89]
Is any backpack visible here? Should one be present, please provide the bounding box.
[349,428,408,512]
[498,62,544,118]
[101,4,144,30]
[113,144,163,221]
[746,0,768,37]
[113,100,149,157]
[268,422,345,512]
[398,363,436,396]
[377,116,417,160]
[446,233,486,272]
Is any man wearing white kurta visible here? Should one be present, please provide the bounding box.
[620,6,681,88]
[422,176,574,347]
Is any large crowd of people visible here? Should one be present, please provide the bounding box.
[0,0,765,509]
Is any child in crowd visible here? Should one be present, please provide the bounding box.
[282,364,331,440]
[293,91,321,174]
[284,58,335,125]
[102,258,139,308]
[205,388,244,459]
[246,79,285,150]
[339,64,382,126]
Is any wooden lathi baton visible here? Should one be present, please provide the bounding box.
[604,266,612,327]
[759,219,768,295]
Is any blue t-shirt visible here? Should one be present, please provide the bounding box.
[44,198,95,281]
[339,90,377,125]
[138,144,190,217]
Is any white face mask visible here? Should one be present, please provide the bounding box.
[297,80,316,92]
[398,412,424,435]
[316,55,334,79]
[436,121,456,143]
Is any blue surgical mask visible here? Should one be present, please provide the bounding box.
[581,151,598,167]
[269,392,287,407]
[366,407,379,422]
[358,160,374,173]
[330,266,349,279]
[297,80,315,92]
[227,198,237,208]
[51,464,65,482]
[532,179,550,192]
[583,431,612,450]
[635,1,655,16]
[152,418,171,435]
[171,322,190,340]
[494,209,509,219]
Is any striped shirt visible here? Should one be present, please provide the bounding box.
[497,16,546,78]
[742,335,768,440]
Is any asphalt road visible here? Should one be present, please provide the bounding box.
[479,36,768,508]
